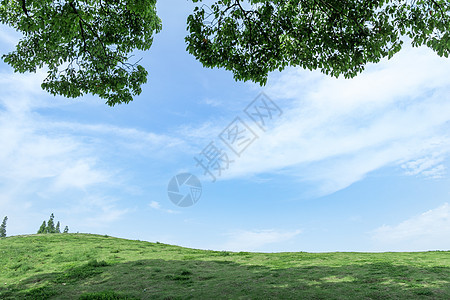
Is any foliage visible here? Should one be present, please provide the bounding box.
[0,216,7,237]
[0,0,161,106]
[56,221,61,233]
[186,0,450,84]
[1,1,449,104]
[64,225,69,233]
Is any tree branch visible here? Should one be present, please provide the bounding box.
[20,0,30,17]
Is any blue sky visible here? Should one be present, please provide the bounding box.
[1,2,450,252]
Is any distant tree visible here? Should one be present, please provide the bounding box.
[37,214,69,234]
[37,221,47,234]
[56,221,61,233]
[47,213,56,233]
[0,216,7,238]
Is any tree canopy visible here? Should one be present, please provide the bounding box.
[187,0,449,84]
[0,0,160,106]
[1,0,449,106]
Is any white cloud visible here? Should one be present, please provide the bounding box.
[176,120,227,150]
[149,201,161,209]
[0,109,109,195]
[0,69,185,184]
[201,44,450,196]
[220,229,302,252]
[371,203,450,250]
[421,165,446,179]
[52,159,111,191]
[149,201,179,214]
[402,155,446,179]
[62,195,131,230]
[202,98,222,107]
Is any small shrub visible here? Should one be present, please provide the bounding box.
[415,288,434,296]
[79,290,138,300]
[55,260,109,283]
[165,269,193,281]
[180,270,192,276]
[21,286,58,300]
[165,274,190,281]
[87,259,109,267]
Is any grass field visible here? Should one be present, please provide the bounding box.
[0,234,449,299]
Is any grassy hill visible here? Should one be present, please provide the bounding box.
[0,234,449,299]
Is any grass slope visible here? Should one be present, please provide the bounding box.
[0,234,449,299]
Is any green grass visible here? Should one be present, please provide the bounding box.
[0,234,449,299]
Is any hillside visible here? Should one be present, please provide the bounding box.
[0,234,449,299]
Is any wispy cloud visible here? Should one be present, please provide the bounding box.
[52,159,111,191]
[45,121,188,159]
[200,44,450,196]
[220,229,302,252]
[371,203,450,250]
[149,201,179,214]
[60,194,131,230]
[201,98,223,107]
[402,154,447,179]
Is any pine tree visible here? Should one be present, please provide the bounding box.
[47,213,55,233]
[37,214,69,234]
[37,221,47,234]
[0,216,7,238]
